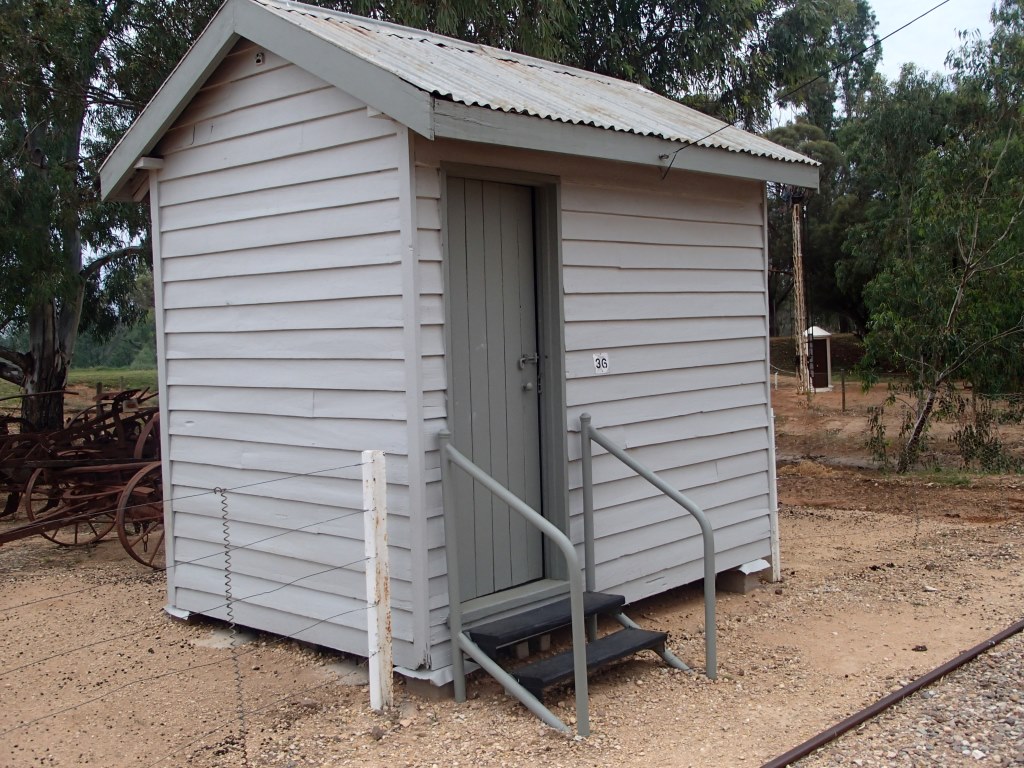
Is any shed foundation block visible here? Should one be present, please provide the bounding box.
[716,558,771,594]
[403,676,455,701]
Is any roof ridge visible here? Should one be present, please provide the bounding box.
[253,0,659,94]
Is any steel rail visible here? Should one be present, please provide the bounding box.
[760,617,1024,768]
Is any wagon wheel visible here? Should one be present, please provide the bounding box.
[132,411,160,460]
[116,461,165,569]
[22,467,117,546]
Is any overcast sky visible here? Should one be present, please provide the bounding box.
[872,0,995,80]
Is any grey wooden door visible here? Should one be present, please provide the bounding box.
[447,177,545,601]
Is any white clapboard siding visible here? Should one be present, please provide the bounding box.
[162,295,444,334]
[565,360,767,407]
[158,109,395,181]
[567,428,769,488]
[160,140,401,208]
[155,48,420,667]
[562,241,764,270]
[167,386,410,420]
[160,170,401,232]
[172,585,418,661]
[564,337,766,379]
[164,327,443,361]
[412,142,774,659]
[160,198,402,258]
[560,170,773,606]
[572,486,769,543]
[561,211,763,248]
[165,436,398,482]
[565,316,762,351]
[564,292,765,321]
[159,235,402,281]
[563,266,764,294]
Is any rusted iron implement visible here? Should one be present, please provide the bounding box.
[0,389,164,568]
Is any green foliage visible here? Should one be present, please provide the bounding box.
[765,120,853,332]
[74,310,156,369]
[768,1,1024,471]
[942,391,1023,472]
[924,467,973,487]
[773,0,881,135]
[835,68,957,332]
[67,367,158,392]
[865,403,891,470]
[0,1,161,424]
[858,76,1024,396]
[762,1,881,334]
[349,0,874,129]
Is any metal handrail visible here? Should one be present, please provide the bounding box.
[437,430,591,736]
[579,413,717,679]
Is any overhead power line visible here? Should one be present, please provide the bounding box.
[661,0,956,176]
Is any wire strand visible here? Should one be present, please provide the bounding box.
[660,0,955,177]
[0,593,375,738]
[144,676,342,768]
[0,460,366,613]
[0,555,371,680]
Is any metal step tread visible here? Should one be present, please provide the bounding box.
[466,592,625,657]
[512,627,667,698]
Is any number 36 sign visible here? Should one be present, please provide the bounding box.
[593,352,611,375]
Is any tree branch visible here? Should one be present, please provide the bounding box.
[938,317,1024,384]
[0,344,28,370]
[0,360,23,387]
[79,246,144,279]
[0,346,27,385]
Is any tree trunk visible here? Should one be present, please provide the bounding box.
[896,389,937,474]
[21,299,72,431]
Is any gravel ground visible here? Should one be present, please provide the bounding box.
[2,458,1021,766]
[797,630,1024,767]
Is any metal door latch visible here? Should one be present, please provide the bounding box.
[517,353,540,369]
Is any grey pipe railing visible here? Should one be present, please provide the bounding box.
[438,430,591,736]
[579,413,717,679]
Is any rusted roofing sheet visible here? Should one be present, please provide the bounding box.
[255,0,814,167]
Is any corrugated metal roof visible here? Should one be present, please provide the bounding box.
[254,0,815,167]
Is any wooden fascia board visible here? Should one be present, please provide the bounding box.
[233,1,434,140]
[100,0,243,201]
[100,0,436,202]
[431,100,820,189]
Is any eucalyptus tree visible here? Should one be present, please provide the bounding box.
[0,0,224,429]
[855,0,1024,471]
[0,0,873,430]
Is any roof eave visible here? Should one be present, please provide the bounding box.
[431,100,820,189]
[100,0,436,202]
[100,0,240,202]
[101,0,817,201]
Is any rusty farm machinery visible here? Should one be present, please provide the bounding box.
[0,389,165,569]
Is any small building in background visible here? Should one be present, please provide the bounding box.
[804,326,833,392]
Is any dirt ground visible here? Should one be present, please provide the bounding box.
[1,377,1022,767]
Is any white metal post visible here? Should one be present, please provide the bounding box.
[766,409,782,583]
[363,450,392,711]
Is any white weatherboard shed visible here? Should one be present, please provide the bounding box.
[101,0,818,683]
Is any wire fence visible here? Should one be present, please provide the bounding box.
[0,454,390,767]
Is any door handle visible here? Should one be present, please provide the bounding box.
[517,353,540,369]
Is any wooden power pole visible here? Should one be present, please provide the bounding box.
[790,194,810,394]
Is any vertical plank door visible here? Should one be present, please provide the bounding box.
[447,177,544,600]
